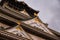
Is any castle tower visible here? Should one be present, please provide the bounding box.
[0,0,60,40]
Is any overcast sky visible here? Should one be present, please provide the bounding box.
[18,0,60,32]
[0,0,60,32]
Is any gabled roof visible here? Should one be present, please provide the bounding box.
[0,6,32,21]
[0,13,59,40]
[0,0,39,17]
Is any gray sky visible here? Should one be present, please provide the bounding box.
[18,0,60,32]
